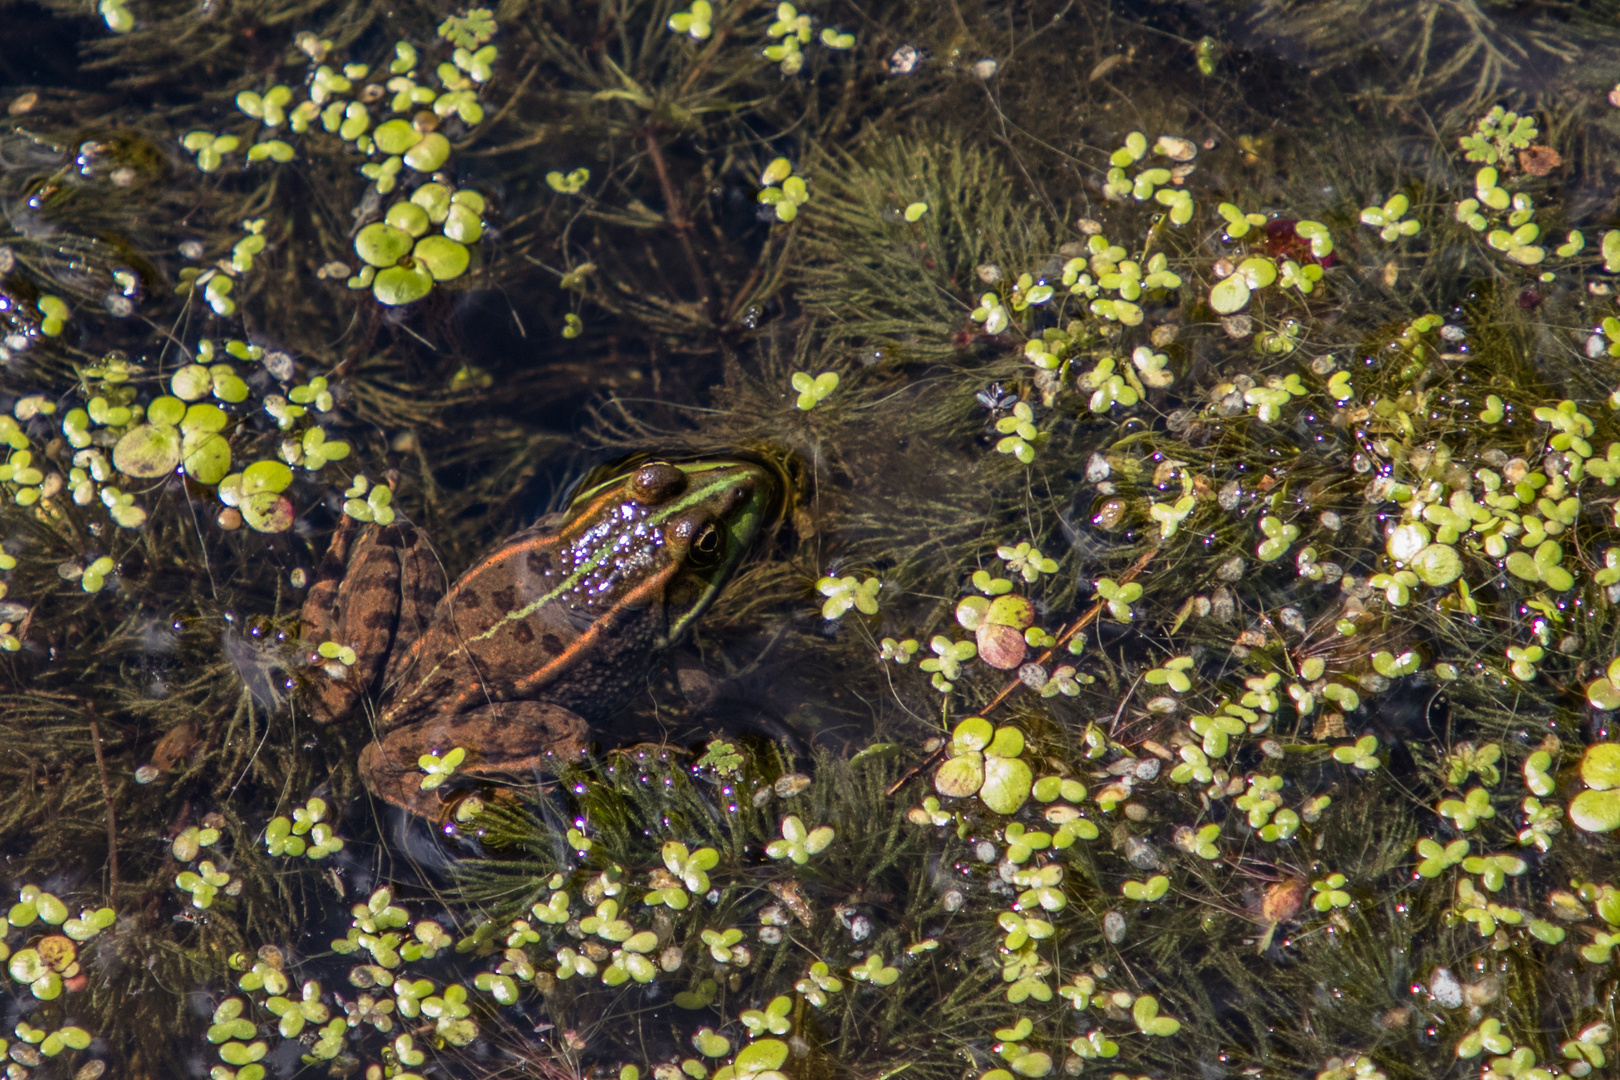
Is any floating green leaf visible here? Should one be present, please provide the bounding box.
[374,264,435,306]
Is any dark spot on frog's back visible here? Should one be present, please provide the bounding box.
[376,525,416,549]
[526,547,553,576]
[510,622,534,646]
[364,608,396,631]
[458,588,481,609]
[491,586,517,612]
[541,632,565,656]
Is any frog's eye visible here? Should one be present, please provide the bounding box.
[688,522,724,567]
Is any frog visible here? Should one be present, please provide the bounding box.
[299,457,779,817]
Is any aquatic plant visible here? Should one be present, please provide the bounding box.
[9,4,1620,1080]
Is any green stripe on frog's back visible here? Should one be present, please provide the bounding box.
[386,460,768,716]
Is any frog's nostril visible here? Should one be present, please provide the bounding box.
[630,461,685,502]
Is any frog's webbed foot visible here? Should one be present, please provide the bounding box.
[358,703,590,818]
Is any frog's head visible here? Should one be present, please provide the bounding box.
[564,456,781,646]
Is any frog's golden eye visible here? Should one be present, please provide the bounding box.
[688,522,723,567]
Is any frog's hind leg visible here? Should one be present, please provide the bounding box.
[358,702,589,818]
[301,522,436,724]
[300,518,372,723]
[379,522,447,687]
[300,515,362,647]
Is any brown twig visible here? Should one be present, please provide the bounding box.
[89,715,120,898]
[675,27,730,99]
[645,128,719,326]
[886,745,946,797]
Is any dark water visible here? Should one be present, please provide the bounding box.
[2,3,1620,1080]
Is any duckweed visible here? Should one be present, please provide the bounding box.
[1360,193,1421,240]
[815,574,879,618]
[758,158,809,222]
[763,4,812,73]
[342,474,396,525]
[668,1,713,39]
[98,0,131,31]
[417,747,465,791]
[15,11,1620,1080]
[182,131,239,173]
[763,814,834,864]
[792,370,839,409]
[934,717,1033,814]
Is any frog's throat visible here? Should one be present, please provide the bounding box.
[396,462,769,705]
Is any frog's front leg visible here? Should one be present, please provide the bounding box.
[301,518,444,724]
[357,703,590,817]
